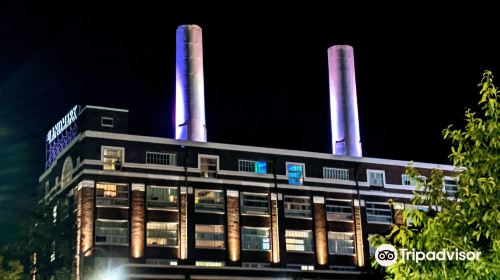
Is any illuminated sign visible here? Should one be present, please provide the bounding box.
[47,105,80,143]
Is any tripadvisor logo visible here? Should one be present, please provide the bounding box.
[375,244,482,267]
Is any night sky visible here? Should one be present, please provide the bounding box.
[1,4,499,240]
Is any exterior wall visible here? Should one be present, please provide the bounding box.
[39,120,456,278]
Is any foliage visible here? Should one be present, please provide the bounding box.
[370,70,500,279]
[0,255,23,280]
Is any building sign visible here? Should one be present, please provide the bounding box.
[46,105,81,169]
[47,105,80,143]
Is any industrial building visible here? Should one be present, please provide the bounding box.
[38,25,456,279]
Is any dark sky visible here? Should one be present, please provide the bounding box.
[1,4,499,240]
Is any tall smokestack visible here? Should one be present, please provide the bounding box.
[328,45,362,157]
[175,24,207,142]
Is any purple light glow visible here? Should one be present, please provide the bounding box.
[328,45,362,157]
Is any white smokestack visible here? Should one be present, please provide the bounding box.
[328,45,362,157]
[175,24,207,142]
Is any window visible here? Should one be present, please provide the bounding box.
[238,160,267,174]
[241,227,270,251]
[146,259,177,266]
[241,193,269,215]
[286,264,314,270]
[285,230,313,252]
[61,157,73,188]
[146,152,177,166]
[323,167,349,181]
[443,178,458,195]
[405,204,430,225]
[96,183,129,207]
[401,174,426,186]
[195,261,224,267]
[328,232,355,255]
[326,199,353,222]
[242,262,271,268]
[287,163,304,185]
[284,196,312,218]
[195,189,225,213]
[367,170,385,190]
[44,181,50,195]
[101,117,114,127]
[146,222,178,247]
[95,219,128,245]
[366,202,392,224]
[195,225,225,249]
[147,186,178,209]
[200,156,218,178]
[102,147,123,170]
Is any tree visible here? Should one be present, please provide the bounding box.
[0,255,23,280]
[370,70,500,279]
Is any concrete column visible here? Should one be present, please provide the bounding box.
[179,187,188,260]
[226,190,240,263]
[270,193,280,264]
[131,184,145,259]
[354,199,365,267]
[313,196,328,266]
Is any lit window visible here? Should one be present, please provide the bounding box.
[287,163,304,185]
[95,219,129,245]
[101,117,114,127]
[401,174,426,186]
[147,186,178,209]
[200,156,218,178]
[285,230,313,252]
[195,225,225,249]
[146,152,177,166]
[195,189,225,213]
[286,264,314,270]
[102,147,123,170]
[241,193,269,215]
[241,227,270,251]
[323,167,349,181]
[328,232,355,255]
[366,202,392,224]
[195,261,224,267]
[96,183,129,207]
[367,170,385,190]
[443,178,458,196]
[284,196,311,219]
[326,199,353,222]
[238,160,267,174]
[50,241,56,262]
[146,222,178,247]
[52,205,57,224]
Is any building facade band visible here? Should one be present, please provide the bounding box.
[39,106,456,279]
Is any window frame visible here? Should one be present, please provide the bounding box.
[286,162,306,185]
[285,229,314,253]
[240,192,270,216]
[241,226,271,252]
[146,222,179,248]
[443,176,458,196]
[101,146,125,171]
[366,201,393,225]
[401,174,427,187]
[198,154,219,178]
[238,159,267,174]
[101,117,114,127]
[195,224,225,249]
[327,231,355,256]
[194,189,225,214]
[325,199,353,222]
[96,182,129,208]
[95,219,129,246]
[367,169,385,189]
[146,186,178,210]
[284,195,312,219]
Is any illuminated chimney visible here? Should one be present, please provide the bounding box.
[328,45,362,157]
[175,24,207,142]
